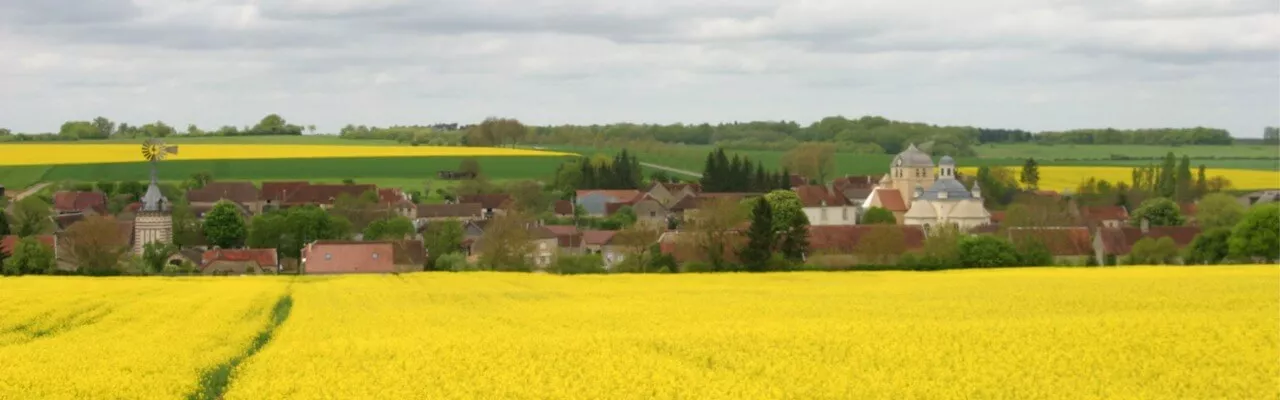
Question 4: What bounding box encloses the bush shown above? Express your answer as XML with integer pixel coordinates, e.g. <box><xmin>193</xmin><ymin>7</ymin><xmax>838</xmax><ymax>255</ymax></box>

<box><xmin>435</xmin><ymin>253</ymin><xmax>475</xmax><ymax>272</ymax></box>
<box><xmin>680</xmin><ymin>261</ymin><xmax>714</xmax><ymax>273</ymax></box>
<box><xmin>1127</xmin><ymin>237</ymin><xmax>1179</xmax><ymax>265</ymax></box>
<box><xmin>551</xmin><ymin>253</ymin><xmax>606</xmax><ymax>275</ymax></box>
<box><xmin>957</xmin><ymin>235</ymin><xmax>1020</xmax><ymax>268</ymax></box>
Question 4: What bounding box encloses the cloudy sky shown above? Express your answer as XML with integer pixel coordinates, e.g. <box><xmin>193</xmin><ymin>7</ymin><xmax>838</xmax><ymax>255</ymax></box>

<box><xmin>1</xmin><ymin>0</ymin><xmax>1277</xmax><ymax>136</ymax></box>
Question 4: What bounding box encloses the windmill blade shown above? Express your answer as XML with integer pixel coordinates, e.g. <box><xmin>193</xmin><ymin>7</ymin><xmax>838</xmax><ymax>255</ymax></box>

<box><xmin>164</xmin><ymin>145</ymin><xmax>179</xmax><ymax>155</ymax></box>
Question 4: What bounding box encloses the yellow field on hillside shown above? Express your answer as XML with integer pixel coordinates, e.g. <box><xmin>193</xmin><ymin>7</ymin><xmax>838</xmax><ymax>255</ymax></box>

<box><xmin>960</xmin><ymin>166</ymin><xmax>1280</xmax><ymax>191</ymax></box>
<box><xmin>3</xmin><ymin>267</ymin><xmax>1274</xmax><ymax>399</ymax></box>
<box><xmin>0</xmin><ymin>144</ymin><xmax>572</xmax><ymax>166</ymax></box>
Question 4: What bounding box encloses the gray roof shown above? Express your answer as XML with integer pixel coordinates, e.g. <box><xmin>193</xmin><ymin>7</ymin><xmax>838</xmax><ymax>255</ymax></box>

<box><xmin>939</xmin><ymin>155</ymin><xmax>955</xmax><ymax>166</ymax></box>
<box><xmin>894</xmin><ymin>143</ymin><xmax>934</xmax><ymax>167</ymax></box>
<box><xmin>917</xmin><ymin>177</ymin><xmax>974</xmax><ymax>200</ymax></box>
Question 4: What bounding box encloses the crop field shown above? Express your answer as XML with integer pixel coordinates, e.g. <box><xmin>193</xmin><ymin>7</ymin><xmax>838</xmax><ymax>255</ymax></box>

<box><xmin>1</xmin><ymin>267</ymin><xmax>1275</xmax><ymax>399</ymax></box>
<box><xmin>959</xmin><ymin>166</ymin><xmax>1280</xmax><ymax>192</ymax></box>
<box><xmin>971</xmin><ymin>143</ymin><xmax>1280</xmax><ymax>160</ymax></box>
<box><xmin>0</xmin><ymin>142</ymin><xmax>575</xmax><ymax>190</ymax></box>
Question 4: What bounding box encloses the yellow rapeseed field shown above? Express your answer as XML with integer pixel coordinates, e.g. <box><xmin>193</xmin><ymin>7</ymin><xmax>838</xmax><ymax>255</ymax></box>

<box><xmin>2</xmin><ymin>267</ymin><xmax>1275</xmax><ymax>399</ymax></box>
<box><xmin>960</xmin><ymin>166</ymin><xmax>1280</xmax><ymax>191</ymax></box>
<box><xmin>0</xmin><ymin>144</ymin><xmax>571</xmax><ymax>166</ymax></box>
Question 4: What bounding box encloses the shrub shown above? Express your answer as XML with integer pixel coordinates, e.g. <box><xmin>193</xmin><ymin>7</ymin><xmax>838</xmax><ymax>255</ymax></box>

<box><xmin>957</xmin><ymin>235</ymin><xmax>1020</xmax><ymax>268</ymax></box>
<box><xmin>551</xmin><ymin>253</ymin><xmax>606</xmax><ymax>275</ymax></box>
<box><xmin>435</xmin><ymin>253</ymin><xmax>475</xmax><ymax>272</ymax></box>
<box><xmin>680</xmin><ymin>261</ymin><xmax>714</xmax><ymax>273</ymax></box>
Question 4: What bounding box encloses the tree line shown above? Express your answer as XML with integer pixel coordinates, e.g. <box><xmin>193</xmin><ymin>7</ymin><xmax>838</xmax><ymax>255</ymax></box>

<box><xmin>0</xmin><ymin>114</ymin><xmax>310</xmax><ymax>142</ymax></box>
<box><xmin>700</xmin><ymin>148</ymin><xmax>792</xmax><ymax>193</ymax></box>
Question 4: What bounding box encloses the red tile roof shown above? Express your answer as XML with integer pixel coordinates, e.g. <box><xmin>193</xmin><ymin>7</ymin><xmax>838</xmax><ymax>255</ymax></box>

<box><xmin>832</xmin><ymin>175</ymin><xmax>877</xmax><ymax>192</ymax></box>
<box><xmin>290</xmin><ymin>184</ymin><xmax>376</xmax><ymax>205</ymax></box>
<box><xmin>806</xmin><ymin>225</ymin><xmax>926</xmax><ymax>254</ymax></box>
<box><xmin>0</xmin><ymin>235</ymin><xmax>55</xmax><ymax>256</ymax></box>
<box><xmin>1096</xmin><ymin>227</ymin><xmax>1201</xmax><ymax>255</ymax></box>
<box><xmin>554</xmin><ymin>200</ymin><xmax>574</xmax><ymax>215</ymax></box>
<box><xmin>789</xmin><ymin>174</ymin><xmax>808</xmax><ymax>187</ymax></box>
<box><xmin>582</xmin><ymin>230</ymin><xmax>617</xmax><ymax>246</ymax></box>
<box><xmin>200</xmin><ymin>249</ymin><xmax>279</xmax><ymax>271</ymax></box>
<box><xmin>544</xmin><ymin>225</ymin><xmax>582</xmax><ymax>248</ymax></box>
<box><xmin>872</xmin><ymin>189</ymin><xmax>908</xmax><ymax>212</ymax></box>
<box><xmin>795</xmin><ymin>185</ymin><xmax>847</xmax><ymax>207</ymax></box>
<box><xmin>1008</xmin><ymin>227</ymin><xmax>1094</xmax><ymax>256</ymax></box>
<box><xmin>989</xmin><ymin>211</ymin><xmax>1006</xmax><ymax>224</ymax></box>
<box><xmin>459</xmin><ymin>194</ymin><xmax>513</xmax><ymax>210</ymax></box>
<box><xmin>260</xmin><ymin>181</ymin><xmax>309</xmax><ymax>202</ymax></box>
<box><xmin>378</xmin><ymin>188</ymin><xmax>404</xmax><ymax>204</ymax></box>
<box><xmin>186</xmin><ymin>182</ymin><xmax>260</xmax><ymax>204</ymax></box>
<box><xmin>417</xmin><ymin>203</ymin><xmax>483</xmax><ymax>219</ymax></box>
<box><xmin>52</xmin><ymin>191</ymin><xmax>107</xmax><ymax>213</ymax></box>
<box><xmin>301</xmin><ymin>240</ymin><xmax>423</xmax><ymax>274</ymax></box>
<box><xmin>1081</xmin><ymin>206</ymin><xmax>1129</xmax><ymax>222</ymax></box>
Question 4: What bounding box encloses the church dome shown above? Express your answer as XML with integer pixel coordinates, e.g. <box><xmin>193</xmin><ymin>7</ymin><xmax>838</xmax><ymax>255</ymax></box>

<box><xmin>893</xmin><ymin>143</ymin><xmax>935</xmax><ymax>167</ymax></box>
<box><xmin>939</xmin><ymin>155</ymin><xmax>955</xmax><ymax>166</ymax></box>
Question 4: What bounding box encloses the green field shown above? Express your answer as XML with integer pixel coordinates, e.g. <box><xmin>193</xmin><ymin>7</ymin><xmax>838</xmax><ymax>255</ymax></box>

<box><xmin>32</xmin><ymin>135</ymin><xmax>404</xmax><ymax>146</ymax></box>
<box><xmin>0</xmin><ymin>156</ymin><xmax>570</xmax><ymax>191</ymax></box>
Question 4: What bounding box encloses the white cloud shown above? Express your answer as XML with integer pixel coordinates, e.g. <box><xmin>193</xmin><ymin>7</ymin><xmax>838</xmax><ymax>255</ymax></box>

<box><xmin>0</xmin><ymin>0</ymin><xmax>1275</xmax><ymax>136</ymax></box>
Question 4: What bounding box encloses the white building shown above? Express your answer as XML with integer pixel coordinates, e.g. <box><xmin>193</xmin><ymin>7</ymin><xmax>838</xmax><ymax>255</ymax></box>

<box><xmin>902</xmin><ymin>156</ymin><xmax>991</xmax><ymax>229</ymax></box>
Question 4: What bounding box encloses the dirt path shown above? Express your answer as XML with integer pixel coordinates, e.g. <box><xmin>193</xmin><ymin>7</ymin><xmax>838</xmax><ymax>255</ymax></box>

<box><xmin>640</xmin><ymin>162</ymin><xmax>702</xmax><ymax>178</ymax></box>
<box><xmin>7</xmin><ymin>182</ymin><xmax>51</xmax><ymax>201</ymax></box>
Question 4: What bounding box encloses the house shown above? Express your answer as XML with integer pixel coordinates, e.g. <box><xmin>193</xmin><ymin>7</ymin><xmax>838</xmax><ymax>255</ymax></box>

<box><xmin>795</xmin><ymin>185</ymin><xmax>856</xmax><ymax>226</ymax></box>
<box><xmin>1080</xmin><ymin>205</ymin><xmax>1129</xmax><ymax>228</ymax></box>
<box><xmin>643</xmin><ymin>182</ymin><xmax>701</xmax><ymax>207</ymax></box>
<box><xmin>260</xmin><ymin>181</ymin><xmax>309</xmax><ymax>209</ymax></box>
<box><xmin>301</xmin><ymin>240</ymin><xmax>425</xmax><ymax>274</ymax></box>
<box><xmin>880</xmin><ymin>143</ymin><xmax>938</xmax><ymax>202</ymax></box>
<box><xmin>0</xmin><ymin>235</ymin><xmax>56</xmax><ymax>256</ymax></box>
<box><xmin>200</xmin><ymin>248</ymin><xmax>279</xmax><ymax>275</ymax></box>
<box><xmin>582</xmin><ymin>230</ymin><xmax>623</xmax><ymax>267</ymax></box>
<box><xmin>186</xmin><ymin>182</ymin><xmax>261</xmax><ymax>214</ymax></box>
<box><xmin>543</xmin><ymin>225</ymin><xmax>583</xmax><ymax>253</ymax></box>
<box><xmin>657</xmin><ymin>229</ymin><xmax>748</xmax><ymax>264</ymax></box>
<box><xmin>416</xmin><ymin>203</ymin><xmax>484</xmax><ymax>222</ymax></box>
<box><xmin>528</xmin><ymin>226</ymin><xmax>559</xmax><ymax>268</ymax></box>
<box><xmin>671</xmin><ymin>192</ymin><xmax>761</xmax><ymax>220</ymax></box>
<box><xmin>260</xmin><ymin>182</ymin><xmax>376</xmax><ymax>209</ymax></box>
<box><xmin>553</xmin><ymin>200</ymin><xmax>575</xmax><ymax>218</ymax></box>
<box><xmin>1238</xmin><ymin>190</ymin><xmax>1280</xmax><ymax>207</ymax></box>
<box><xmin>378</xmin><ymin>188</ymin><xmax>407</xmax><ymax>205</ymax></box>
<box><xmin>901</xmin><ymin>156</ymin><xmax>990</xmax><ymax>230</ymax></box>
<box><xmin>629</xmin><ymin>199</ymin><xmax>669</xmax><ymax>229</ymax></box>
<box><xmin>1007</xmin><ymin>227</ymin><xmax>1094</xmax><ymax>264</ymax></box>
<box><xmin>1093</xmin><ymin>224</ymin><xmax>1201</xmax><ymax>265</ymax></box>
<box><xmin>191</xmin><ymin>202</ymin><xmax>252</xmax><ymax>221</ymax></box>
<box><xmin>52</xmin><ymin>191</ymin><xmax>107</xmax><ymax>215</ymax></box>
<box><xmin>575</xmin><ymin>190</ymin><xmax>643</xmax><ymax>217</ymax></box>
<box><xmin>459</xmin><ymin>194</ymin><xmax>513</xmax><ymax>218</ymax></box>
<box><xmin>863</xmin><ymin>189</ymin><xmax>909</xmax><ymax>223</ymax></box>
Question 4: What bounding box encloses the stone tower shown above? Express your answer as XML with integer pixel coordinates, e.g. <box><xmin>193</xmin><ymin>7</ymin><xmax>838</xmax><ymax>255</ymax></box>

<box><xmin>889</xmin><ymin>143</ymin><xmax>937</xmax><ymax>201</ymax></box>
<box><xmin>133</xmin><ymin>157</ymin><xmax>173</xmax><ymax>254</ymax></box>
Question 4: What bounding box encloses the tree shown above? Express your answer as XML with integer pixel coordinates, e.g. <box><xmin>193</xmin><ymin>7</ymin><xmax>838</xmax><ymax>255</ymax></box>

<box><xmin>203</xmin><ymin>201</ymin><xmax>247</xmax><ymax>249</ymax></box>
<box><xmin>424</xmin><ymin>219</ymin><xmax>465</xmax><ymax>270</ymax></box>
<box><xmin>957</xmin><ymin>235</ymin><xmax>1019</xmax><ymax>268</ymax></box>
<box><xmin>185</xmin><ymin>171</ymin><xmax>214</xmax><ymax>190</ymax></box>
<box><xmin>2</xmin><ymin>237</ymin><xmax>55</xmax><ymax>275</ymax></box>
<box><xmin>506</xmin><ymin>180</ymin><xmax>553</xmax><ymax>213</ymax></box>
<box><xmin>331</xmin><ymin>190</ymin><xmax>386</xmax><ymax>232</ymax></box>
<box><xmin>459</xmin><ymin>158</ymin><xmax>482</xmax><ymax>176</ymax></box>
<box><xmin>170</xmin><ymin>200</ymin><xmax>201</xmax><ymax>248</ymax></box>
<box><xmin>1185</xmin><ymin>228</ymin><xmax>1232</xmax><ymax>265</ymax></box>
<box><xmin>246</xmin><ymin>213</ymin><xmax>288</xmax><ymax>251</ymax></box>
<box><xmin>764</xmin><ymin>190</ymin><xmax>808</xmax><ymax>261</ymax></box>
<box><xmin>95</xmin><ymin>181</ymin><xmax>117</xmax><ymax>195</ymax></box>
<box><xmin>612</xmin><ymin>224</ymin><xmax>662</xmax><ymax>273</ymax></box>
<box><xmin>1130</xmin><ymin>198</ymin><xmax>1184</xmax><ymax>227</ymax></box>
<box><xmin>1157</xmin><ymin>152</ymin><xmax>1177</xmax><ymax>198</ymax></box>
<box><xmin>65</xmin><ymin>216</ymin><xmax>130</xmax><ymax>275</ymax></box>
<box><xmin>362</xmin><ymin>216</ymin><xmax>415</xmax><ymax>241</ymax></box>
<box><xmin>467</xmin><ymin>118</ymin><xmax>526</xmax><ymax>147</ymax></box>
<box><xmin>59</xmin><ymin>120</ymin><xmax>98</xmax><ymax>139</ymax></box>
<box><xmin>974</xmin><ymin>166</ymin><xmax>1019</xmax><ymax>208</ymax></box>
<box><xmin>1196</xmin><ymin>193</ymin><xmax>1245</xmax><ymax>230</ymax></box>
<box><xmin>1003</xmin><ymin>194</ymin><xmax>1076</xmax><ymax>227</ymax></box>
<box><xmin>739</xmin><ymin>198</ymin><xmax>774</xmax><ymax>272</ymax></box>
<box><xmin>0</xmin><ymin>211</ymin><xmax>9</xmax><ymax>236</ymax></box>
<box><xmin>1020</xmin><ymin>158</ymin><xmax>1040</xmax><ymax>189</ymax></box>
<box><xmin>476</xmin><ymin>211</ymin><xmax>534</xmax><ymax>271</ymax></box>
<box><xmin>1127</xmin><ymin>237</ymin><xmax>1178</xmax><ymax>265</ymax></box>
<box><xmin>686</xmin><ymin>197</ymin><xmax>746</xmax><ymax>271</ymax></box>
<box><xmin>11</xmin><ymin>196</ymin><xmax>52</xmax><ymax>237</ymax></box>
<box><xmin>91</xmin><ymin>116</ymin><xmax>115</xmax><ymax>138</ymax></box>
<box><xmin>141</xmin><ymin>242</ymin><xmax>177</xmax><ymax>274</ymax></box>
<box><xmin>1229</xmin><ymin>203</ymin><xmax>1279</xmax><ymax>262</ymax></box>
<box><xmin>916</xmin><ymin>224</ymin><xmax>963</xmax><ymax>270</ymax></box>
<box><xmin>782</xmin><ymin>142</ymin><xmax>836</xmax><ymax>183</ymax></box>
<box><xmin>1195</xmin><ymin>165</ymin><xmax>1208</xmax><ymax>198</ymax></box>
<box><xmin>117</xmin><ymin>181</ymin><xmax>147</xmax><ymax>201</ymax></box>
<box><xmin>1175</xmin><ymin>155</ymin><xmax>1193</xmax><ymax>202</ymax></box>
<box><xmin>862</xmin><ymin>207</ymin><xmax>896</xmax><ymax>225</ymax></box>
<box><xmin>854</xmin><ymin>225</ymin><xmax>904</xmax><ymax>266</ymax></box>
<box><xmin>550</xmin><ymin>253</ymin><xmax>606</xmax><ymax>275</ymax></box>
<box><xmin>255</xmin><ymin>114</ymin><xmax>287</xmax><ymax>131</ymax></box>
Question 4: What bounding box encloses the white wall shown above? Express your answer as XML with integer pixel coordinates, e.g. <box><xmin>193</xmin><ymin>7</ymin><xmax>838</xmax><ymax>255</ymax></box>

<box><xmin>804</xmin><ymin>206</ymin><xmax>857</xmax><ymax>226</ymax></box>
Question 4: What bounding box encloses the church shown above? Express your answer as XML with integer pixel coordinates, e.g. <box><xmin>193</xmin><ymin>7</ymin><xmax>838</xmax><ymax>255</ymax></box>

<box><xmin>864</xmin><ymin>144</ymin><xmax>991</xmax><ymax>229</ymax></box>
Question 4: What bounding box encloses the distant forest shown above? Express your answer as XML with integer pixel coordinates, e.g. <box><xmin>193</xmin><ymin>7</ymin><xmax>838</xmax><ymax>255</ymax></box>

<box><xmin>2</xmin><ymin>115</ymin><xmax>1263</xmax><ymax>158</ymax></box>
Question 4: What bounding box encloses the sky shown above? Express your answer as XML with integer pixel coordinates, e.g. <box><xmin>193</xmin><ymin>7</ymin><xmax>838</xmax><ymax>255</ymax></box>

<box><xmin>0</xmin><ymin>0</ymin><xmax>1277</xmax><ymax>137</ymax></box>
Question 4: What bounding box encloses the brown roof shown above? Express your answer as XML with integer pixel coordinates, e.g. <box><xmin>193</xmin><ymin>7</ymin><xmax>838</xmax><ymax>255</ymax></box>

<box><xmin>832</xmin><ymin>175</ymin><xmax>877</xmax><ymax>192</ymax></box>
<box><xmin>872</xmin><ymin>189</ymin><xmax>908</xmax><ymax>212</ymax></box>
<box><xmin>604</xmin><ymin>202</ymin><xmax>631</xmax><ymax>216</ymax></box>
<box><xmin>378</xmin><ymin>188</ymin><xmax>404</xmax><ymax>204</ymax></box>
<box><xmin>303</xmin><ymin>241</ymin><xmax>396</xmax><ymax>274</ymax></box>
<box><xmin>200</xmin><ymin>249</ymin><xmax>279</xmax><ymax>271</ymax></box>
<box><xmin>668</xmin><ymin>195</ymin><xmax>700</xmax><ymax>212</ymax></box>
<box><xmin>789</xmin><ymin>174</ymin><xmax>808</xmax><ymax>187</ymax></box>
<box><xmin>1008</xmin><ymin>228</ymin><xmax>1094</xmax><ymax>256</ymax></box>
<box><xmin>527</xmin><ymin>226</ymin><xmax>560</xmax><ymax>240</ymax></box>
<box><xmin>260</xmin><ymin>181</ymin><xmax>309</xmax><ymax>202</ymax></box>
<box><xmin>392</xmin><ymin>240</ymin><xmax>426</xmax><ymax>266</ymax></box>
<box><xmin>53</xmin><ymin>191</ymin><xmax>106</xmax><ymax>213</ymax></box>
<box><xmin>842</xmin><ymin>188</ymin><xmax>874</xmax><ymax>203</ymax></box>
<box><xmin>1097</xmin><ymin>226</ymin><xmax>1201</xmax><ymax>255</ymax></box>
<box><xmin>1081</xmin><ymin>206</ymin><xmax>1129</xmax><ymax>222</ymax></box>
<box><xmin>459</xmin><ymin>194</ymin><xmax>513</xmax><ymax>210</ymax></box>
<box><xmin>543</xmin><ymin>225</ymin><xmax>582</xmax><ymax>248</ymax></box>
<box><xmin>290</xmin><ymin>184</ymin><xmax>376</xmax><ymax>205</ymax></box>
<box><xmin>0</xmin><ymin>235</ymin><xmax>55</xmax><ymax>256</ymax></box>
<box><xmin>417</xmin><ymin>203</ymin><xmax>483</xmax><ymax>219</ymax></box>
<box><xmin>554</xmin><ymin>200</ymin><xmax>574</xmax><ymax>215</ymax></box>
<box><xmin>575</xmin><ymin>190</ymin><xmax>644</xmax><ymax>204</ymax></box>
<box><xmin>191</xmin><ymin>202</ymin><xmax>251</xmax><ymax>218</ymax></box>
<box><xmin>187</xmin><ymin>182</ymin><xmax>260</xmax><ymax>204</ymax></box>
<box><xmin>54</xmin><ymin>213</ymin><xmax>85</xmax><ymax>230</ymax></box>
<box><xmin>989</xmin><ymin>211</ymin><xmax>1006</xmax><ymax>224</ymax></box>
<box><xmin>795</xmin><ymin>185</ymin><xmax>848</xmax><ymax>207</ymax></box>
<box><xmin>806</xmin><ymin>225</ymin><xmax>926</xmax><ymax>254</ymax></box>
<box><xmin>582</xmin><ymin>230</ymin><xmax>617</xmax><ymax>246</ymax></box>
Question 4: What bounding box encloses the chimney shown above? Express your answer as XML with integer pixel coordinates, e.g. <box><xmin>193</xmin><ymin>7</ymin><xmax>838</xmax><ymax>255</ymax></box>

<box><xmin>1140</xmin><ymin>218</ymin><xmax>1149</xmax><ymax>233</ymax></box>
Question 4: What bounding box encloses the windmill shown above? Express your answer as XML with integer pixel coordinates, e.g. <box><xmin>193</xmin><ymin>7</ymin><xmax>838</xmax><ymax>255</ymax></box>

<box><xmin>140</xmin><ymin>138</ymin><xmax>178</xmax><ymax>212</ymax></box>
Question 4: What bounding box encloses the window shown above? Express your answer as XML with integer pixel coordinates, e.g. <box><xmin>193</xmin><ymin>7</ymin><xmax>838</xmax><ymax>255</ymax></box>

<box><xmin>649</xmin><ymin>211</ymin><xmax>656</xmax><ymax>217</ymax></box>
<box><xmin>324</xmin><ymin>253</ymin><xmax>332</xmax><ymax>260</ymax></box>
<box><xmin>372</xmin><ymin>252</ymin><xmax>379</xmax><ymax>260</ymax></box>
<box><xmin>539</xmin><ymin>242</ymin><xmax>547</xmax><ymax>250</ymax></box>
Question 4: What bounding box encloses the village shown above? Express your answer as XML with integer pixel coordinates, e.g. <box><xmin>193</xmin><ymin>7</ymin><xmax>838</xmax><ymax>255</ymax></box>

<box><xmin>2</xmin><ymin>142</ymin><xmax>1267</xmax><ymax>276</ymax></box>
